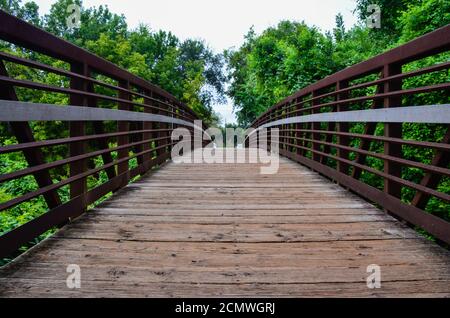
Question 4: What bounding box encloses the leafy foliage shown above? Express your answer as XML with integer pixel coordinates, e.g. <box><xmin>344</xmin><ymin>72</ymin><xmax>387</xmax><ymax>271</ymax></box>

<box><xmin>227</xmin><ymin>0</ymin><xmax>450</xmax><ymax>126</ymax></box>
<box><xmin>226</xmin><ymin>21</ymin><xmax>337</xmax><ymax>127</ymax></box>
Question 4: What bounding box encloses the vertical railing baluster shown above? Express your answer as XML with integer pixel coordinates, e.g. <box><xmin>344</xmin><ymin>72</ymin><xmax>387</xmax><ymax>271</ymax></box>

<box><xmin>132</xmin><ymin>88</ymin><xmax>144</xmax><ymax>169</ymax></box>
<box><xmin>142</xmin><ymin>90</ymin><xmax>152</xmax><ymax>171</ymax></box>
<box><xmin>149</xmin><ymin>92</ymin><xmax>160</xmax><ymax>160</ymax></box>
<box><xmin>169</xmin><ymin>102</ymin><xmax>174</xmax><ymax>152</ymax></box>
<box><xmin>301</xmin><ymin>96</ymin><xmax>309</xmax><ymax>157</ymax></box>
<box><xmin>158</xmin><ymin>97</ymin><xmax>167</xmax><ymax>159</ymax></box>
<box><xmin>268</xmin><ymin>111</ymin><xmax>272</xmax><ymax>152</ymax></box>
<box><xmin>69</xmin><ymin>62</ymin><xmax>88</xmax><ymax>216</ymax></box>
<box><xmin>296</xmin><ymin>98</ymin><xmax>301</xmax><ymax>156</ymax></box>
<box><xmin>279</xmin><ymin>106</ymin><xmax>284</xmax><ymax>151</ymax></box>
<box><xmin>117</xmin><ymin>80</ymin><xmax>131</xmax><ymax>188</ymax></box>
<box><xmin>311</xmin><ymin>91</ymin><xmax>321</xmax><ymax>161</ymax></box>
<box><xmin>337</xmin><ymin>80</ymin><xmax>350</xmax><ymax>174</ymax></box>
<box><xmin>383</xmin><ymin>63</ymin><xmax>403</xmax><ymax>200</ymax></box>
<box><xmin>290</xmin><ymin>101</ymin><xmax>294</xmax><ymax>153</ymax></box>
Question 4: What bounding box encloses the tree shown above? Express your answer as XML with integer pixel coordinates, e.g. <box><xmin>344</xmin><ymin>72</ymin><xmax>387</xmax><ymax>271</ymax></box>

<box><xmin>0</xmin><ymin>0</ymin><xmax>41</xmax><ymax>26</ymax></box>
<box><xmin>354</xmin><ymin>0</ymin><xmax>420</xmax><ymax>43</ymax></box>
<box><xmin>43</xmin><ymin>0</ymin><xmax>83</xmax><ymax>36</ymax></box>
<box><xmin>39</xmin><ymin>0</ymin><xmax>224</xmax><ymax>126</ymax></box>
<box><xmin>333</xmin><ymin>13</ymin><xmax>346</xmax><ymax>43</ymax></box>
<box><xmin>398</xmin><ymin>0</ymin><xmax>450</xmax><ymax>43</ymax></box>
<box><xmin>44</xmin><ymin>0</ymin><xmax>127</xmax><ymax>46</ymax></box>
<box><xmin>226</xmin><ymin>21</ymin><xmax>336</xmax><ymax>126</ymax></box>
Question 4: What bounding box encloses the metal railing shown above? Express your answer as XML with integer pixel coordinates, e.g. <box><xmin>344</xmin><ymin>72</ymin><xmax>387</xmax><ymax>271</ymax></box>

<box><xmin>247</xmin><ymin>24</ymin><xmax>450</xmax><ymax>245</ymax></box>
<box><xmin>0</xmin><ymin>11</ymin><xmax>206</xmax><ymax>258</ymax></box>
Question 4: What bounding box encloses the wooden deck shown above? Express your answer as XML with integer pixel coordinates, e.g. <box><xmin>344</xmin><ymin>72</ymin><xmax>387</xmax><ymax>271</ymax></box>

<box><xmin>1</xmin><ymin>149</ymin><xmax>450</xmax><ymax>297</ymax></box>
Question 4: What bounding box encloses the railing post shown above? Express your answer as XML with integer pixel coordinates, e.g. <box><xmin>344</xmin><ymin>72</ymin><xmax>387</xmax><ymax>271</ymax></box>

<box><xmin>281</xmin><ymin>105</ymin><xmax>285</xmax><ymax>151</ymax></box>
<box><xmin>163</xmin><ymin>99</ymin><xmax>171</xmax><ymax>155</ymax></box>
<box><xmin>267</xmin><ymin>112</ymin><xmax>272</xmax><ymax>152</ymax></box>
<box><xmin>169</xmin><ymin>103</ymin><xmax>174</xmax><ymax>154</ymax></box>
<box><xmin>142</xmin><ymin>91</ymin><xmax>153</xmax><ymax>171</ymax></box>
<box><xmin>117</xmin><ymin>80</ymin><xmax>131</xmax><ymax>187</ymax></box>
<box><xmin>156</xmin><ymin>96</ymin><xmax>166</xmax><ymax>158</ymax></box>
<box><xmin>383</xmin><ymin>63</ymin><xmax>403</xmax><ymax>200</ymax></box>
<box><xmin>278</xmin><ymin>106</ymin><xmax>283</xmax><ymax>151</ymax></box>
<box><xmin>284</xmin><ymin>105</ymin><xmax>288</xmax><ymax>151</ymax></box>
<box><xmin>295</xmin><ymin>98</ymin><xmax>302</xmax><ymax>156</ymax></box>
<box><xmin>149</xmin><ymin>92</ymin><xmax>160</xmax><ymax>159</ymax></box>
<box><xmin>289</xmin><ymin>101</ymin><xmax>295</xmax><ymax>153</ymax></box>
<box><xmin>311</xmin><ymin>91</ymin><xmax>321</xmax><ymax>162</ymax></box>
<box><xmin>255</xmin><ymin>119</ymin><xmax>259</xmax><ymax>149</ymax></box>
<box><xmin>337</xmin><ymin>80</ymin><xmax>350</xmax><ymax>174</ymax></box>
<box><xmin>69</xmin><ymin>62</ymin><xmax>88</xmax><ymax>215</ymax></box>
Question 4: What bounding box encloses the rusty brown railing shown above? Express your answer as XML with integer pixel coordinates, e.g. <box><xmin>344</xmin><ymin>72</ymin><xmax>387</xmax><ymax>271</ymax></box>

<box><xmin>0</xmin><ymin>10</ymin><xmax>207</xmax><ymax>259</ymax></box>
<box><xmin>247</xmin><ymin>24</ymin><xmax>450</xmax><ymax>245</ymax></box>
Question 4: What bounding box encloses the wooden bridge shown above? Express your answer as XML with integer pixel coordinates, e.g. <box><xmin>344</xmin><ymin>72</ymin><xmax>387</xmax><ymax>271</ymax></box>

<box><xmin>0</xmin><ymin>11</ymin><xmax>450</xmax><ymax>297</ymax></box>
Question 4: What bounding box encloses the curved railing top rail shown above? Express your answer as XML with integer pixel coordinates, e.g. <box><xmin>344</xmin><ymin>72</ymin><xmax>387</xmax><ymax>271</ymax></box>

<box><xmin>0</xmin><ymin>9</ymin><xmax>198</xmax><ymax>120</ymax></box>
<box><xmin>251</xmin><ymin>24</ymin><xmax>450</xmax><ymax>127</ymax></box>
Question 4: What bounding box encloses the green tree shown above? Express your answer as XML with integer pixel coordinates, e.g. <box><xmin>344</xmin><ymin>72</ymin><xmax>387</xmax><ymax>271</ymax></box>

<box><xmin>398</xmin><ymin>0</ymin><xmax>450</xmax><ymax>43</ymax></box>
<box><xmin>0</xmin><ymin>0</ymin><xmax>41</xmax><ymax>26</ymax></box>
<box><xmin>333</xmin><ymin>13</ymin><xmax>346</xmax><ymax>43</ymax></box>
<box><xmin>226</xmin><ymin>21</ymin><xmax>337</xmax><ymax>126</ymax></box>
<box><xmin>354</xmin><ymin>0</ymin><xmax>420</xmax><ymax>42</ymax></box>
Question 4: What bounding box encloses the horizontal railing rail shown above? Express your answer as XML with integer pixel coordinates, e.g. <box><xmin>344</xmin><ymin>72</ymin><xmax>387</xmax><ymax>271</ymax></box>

<box><xmin>0</xmin><ymin>11</ymin><xmax>207</xmax><ymax>259</ymax></box>
<box><xmin>247</xmin><ymin>24</ymin><xmax>450</xmax><ymax>245</ymax></box>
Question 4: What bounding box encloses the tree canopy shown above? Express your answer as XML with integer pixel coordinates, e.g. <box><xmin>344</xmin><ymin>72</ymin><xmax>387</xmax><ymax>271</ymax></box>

<box><xmin>226</xmin><ymin>0</ymin><xmax>450</xmax><ymax>126</ymax></box>
<box><xmin>1</xmin><ymin>0</ymin><xmax>225</xmax><ymax>126</ymax></box>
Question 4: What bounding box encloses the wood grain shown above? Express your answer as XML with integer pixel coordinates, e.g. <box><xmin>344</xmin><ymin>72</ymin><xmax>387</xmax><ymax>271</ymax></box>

<box><xmin>1</xmin><ymin>149</ymin><xmax>449</xmax><ymax>297</ymax></box>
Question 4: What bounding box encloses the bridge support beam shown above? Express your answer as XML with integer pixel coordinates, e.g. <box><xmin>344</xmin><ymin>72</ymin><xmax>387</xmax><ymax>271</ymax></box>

<box><xmin>412</xmin><ymin>128</ymin><xmax>450</xmax><ymax>209</ymax></box>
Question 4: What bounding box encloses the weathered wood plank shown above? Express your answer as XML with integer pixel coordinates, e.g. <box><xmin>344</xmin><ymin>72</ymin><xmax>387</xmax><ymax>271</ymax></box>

<box><xmin>1</xmin><ymin>149</ymin><xmax>450</xmax><ymax>297</ymax></box>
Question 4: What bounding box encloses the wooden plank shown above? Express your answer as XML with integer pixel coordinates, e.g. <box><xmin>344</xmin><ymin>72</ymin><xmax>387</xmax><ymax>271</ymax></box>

<box><xmin>53</xmin><ymin>221</ymin><xmax>419</xmax><ymax>242</ymax></box>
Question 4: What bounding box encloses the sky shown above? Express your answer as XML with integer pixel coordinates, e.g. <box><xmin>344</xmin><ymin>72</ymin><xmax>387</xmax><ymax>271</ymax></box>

<box><xmin>31</xmin><ymin>0</ymin><xmax>359</xmax><ymax>125</ymax></box>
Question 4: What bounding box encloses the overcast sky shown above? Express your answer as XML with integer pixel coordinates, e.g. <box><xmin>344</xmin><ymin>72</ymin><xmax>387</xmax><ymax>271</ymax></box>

<box><xmin>32</xmin><ymin>0</ymin><xmax>359</xmax><ymax>124</ymax></box>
